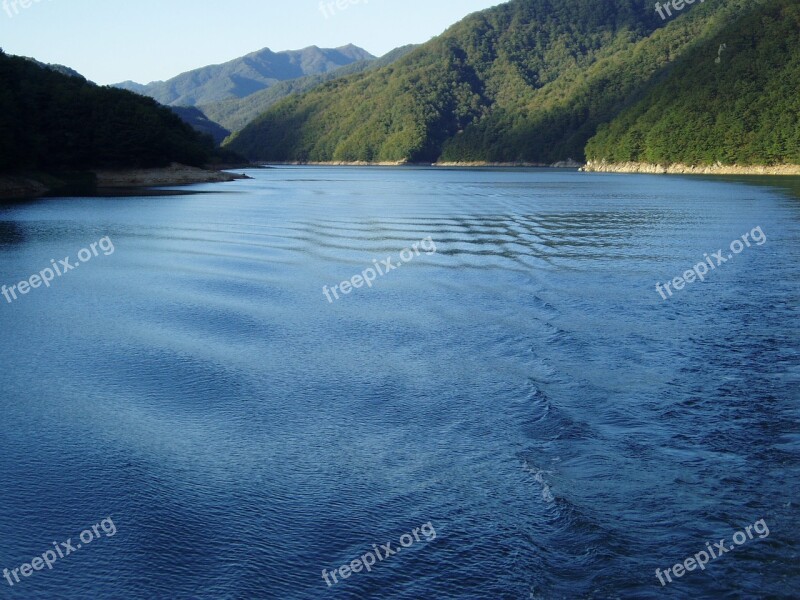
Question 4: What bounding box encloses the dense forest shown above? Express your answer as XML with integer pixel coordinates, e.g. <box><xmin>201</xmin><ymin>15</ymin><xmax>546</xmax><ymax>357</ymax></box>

<box><xmin>0</xmin><ymin>51</ymin><xmax>225</xmax><ymax>173</ymax></box>
<box><xmin>226</xmin><ymin>0</ymin><xmax>797</xmax><ymax>167</ymax></box>
<box><xmin>585</xmin><ymin>0</ymin><xmax>800</xmax><ymax>165</ymax></box>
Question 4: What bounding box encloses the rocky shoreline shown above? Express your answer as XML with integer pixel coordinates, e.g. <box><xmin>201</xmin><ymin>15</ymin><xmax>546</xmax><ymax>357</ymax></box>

<box><xmin>0</xmin><ymin>163</ymin><xmax>251</xmax><ymax>200</ymax></box>
<box><xmin>267</xmin><ymin>159</ymin><xmax>584</xmax><ymax>168</ymax></box>
<box><xmin>271</xmin><ymin>161</ymin><xmax>410</xmax><ymax>167</ymax></box>
<box><xmin>434</xmin><ymin>160</ymin><xmax>583</xmax><ymax>168</ymax></box>
<box><xmin>93</xmin><ymin>163</ymin><xmax>249</xmax><ymax>188</ymax></box>
<box><xmin>582</xmin><ymin>161</ymin><xmax>800</xmax><ymax>176</ymax></box>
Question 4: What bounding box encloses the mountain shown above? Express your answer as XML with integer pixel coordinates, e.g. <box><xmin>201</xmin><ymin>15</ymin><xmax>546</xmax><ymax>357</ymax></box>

<box><xmin>585</xmin><ymin>0</ymin><xmax>800</xmax><ymax>166</ymax></box>
<box><xmin>170</xmin><ymin>106</ymin><xmax>231</xmax><ymax>145</ymax></box>
<box><xmin>225</xmin><ymin>0</ymin><xmax>791</xmax><ymax>167</ymax></box>
<box><xmin>115</xmin><ymin>80</ymin><xmax>146</xmax><ymax>94</ymax></box>
<box><xmin>224</xmin><ymin>0</ymin><xmax>675</xmax><ymax>162</ymax></box>
<box><xmin>0</xmin><ymin>50</ymin><xmax>222</xmax><ymax>173</ymax></box>
<box><xmin>114</xmin><ymin>45</ymin><xmax>375</xmax><ymax>106</ymax></box>
<box><xmin>199</xmin><ymin>45</ymin><xmax>419</xmax><ymax>136</ymax></box>
<box><xmin>23</xmin><ymin>58</ymin><xmax>86</xmax><ymax>80</ymax></box>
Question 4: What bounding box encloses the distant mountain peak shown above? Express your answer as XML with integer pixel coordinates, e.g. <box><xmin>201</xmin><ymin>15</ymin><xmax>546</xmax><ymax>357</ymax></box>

<box><xmin>112</xmin><ymin>44</ymin><xmax>375</xmax><ymax>107</ymax></box>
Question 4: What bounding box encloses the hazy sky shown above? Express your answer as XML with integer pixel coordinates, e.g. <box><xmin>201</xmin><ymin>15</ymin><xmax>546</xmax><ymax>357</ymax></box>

<box><xmin>0</xmin><ymin>0</ymin><xmax>505</xmax><ymax>85</ymax></box>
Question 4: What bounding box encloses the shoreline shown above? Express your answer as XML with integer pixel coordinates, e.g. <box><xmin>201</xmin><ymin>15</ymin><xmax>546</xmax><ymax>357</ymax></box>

<box><xmin>0</xmin><ymin>176</ymin><xmax>51</xmax><ymax>200</ymax></box>
<box><xmin>582</xmin><ymin>161</ymin><xmax>800</xmax><ymax>176</ymax></box>
<box><xmin>267</xmin><ymin>160</ymin><xmax>411</xmax><ymax>167</ymax></box>
<box><xmin>93</xmin><ymin>163</ymin><xmax>250</xmax><ymax>187</ymax></box>
<box><xmin>265</xmin><ymin>160</ymin><xmax>584</xmax><ymax>168</ymax></box>
<box><xmin>6</xmin><ymin>160</ymin><xmax>799</xmax><ymax>200</ymax></box>
<box><xmin>0</xmin><ymin>164</ymin><xmax>251</xmax><ymax>200</ymax></box>
<box><xmin>434</xmin><ymin>160</ymin><xmax>583</xmax><ymax>168</ymax></box>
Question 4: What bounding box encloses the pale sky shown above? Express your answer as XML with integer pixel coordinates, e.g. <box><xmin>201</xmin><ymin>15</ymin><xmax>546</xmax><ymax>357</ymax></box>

<box><xmin>0</xmin><ymin>0</ymin><xmax>505</xmax><ymax>85</ymax></box>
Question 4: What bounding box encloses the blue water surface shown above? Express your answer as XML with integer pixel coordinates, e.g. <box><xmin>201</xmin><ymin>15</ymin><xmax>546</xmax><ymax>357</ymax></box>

<box><xmin>0</xmin><ymin>167</ymin><xmax>797</xmax><ymax>599</ymax></box>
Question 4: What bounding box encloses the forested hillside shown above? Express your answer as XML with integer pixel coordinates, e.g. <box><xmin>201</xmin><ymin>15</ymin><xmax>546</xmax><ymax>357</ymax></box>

<box><xmin>0</xmin><ymin>51</ymin><xmax>219</xmax><ymax>172</ymax></box>
<box><xmin>585</xmin><ymin>0</ymin><xmax>800</xmax><ymax>166</ymax></box>
<box><xmin>226</xmin><ymin>0</ymin><xmax>792</xmax><ymax>167</ymax></box>
<box><xmin>224</xmin><ymin>0</ymin><xmax>673</xmax><ymax>162</ymax></box>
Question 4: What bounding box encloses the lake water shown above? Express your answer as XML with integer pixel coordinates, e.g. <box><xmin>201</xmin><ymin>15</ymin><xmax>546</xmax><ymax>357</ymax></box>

<box><xmin>0</xmin><ymin>167</ymin><xmax>798</xmax><ymax>599</ymax></box>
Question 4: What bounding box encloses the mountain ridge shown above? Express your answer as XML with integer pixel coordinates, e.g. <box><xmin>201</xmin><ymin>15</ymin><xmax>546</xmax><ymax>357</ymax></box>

<box><xmin>225</xmin><ymin>0</ymin><xmax>797</xmax><ymax>169</ymax></box>
<box><xmin>114</xmin><ymin>44</ymin><xmax>375</xmax><ymax>106</ymax></box>
<box><xmin>198</xmin><ymin>44</ymin><xmax>419</xmax><ymax>136</ymax></box>
<box><xmin>225</xmin><ymin>0</ymin><xmax>681</xmax><ymax>162</ymax></box>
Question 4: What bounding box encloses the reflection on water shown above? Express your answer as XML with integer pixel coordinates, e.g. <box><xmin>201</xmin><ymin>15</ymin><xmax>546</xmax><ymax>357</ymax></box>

<box><xmin>0</xmin><ymin>221</ymin><xmax>25</xmax><ymax>246</ymax></box>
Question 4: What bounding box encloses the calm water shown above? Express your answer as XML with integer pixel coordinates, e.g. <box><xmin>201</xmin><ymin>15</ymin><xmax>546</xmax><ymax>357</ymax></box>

<box><xmin>0</xmin><ymin>167</ymin><xmax>798</xmax><ymax>599</ymax></box>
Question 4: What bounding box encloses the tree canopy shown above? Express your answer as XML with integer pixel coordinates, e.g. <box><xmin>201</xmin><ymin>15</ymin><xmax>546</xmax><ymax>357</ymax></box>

<box><xmin>0</xmin><ymin>52</ymin><xmax>220</xmax><ymax>173</ymax></box>
<box><xmin>225</xmin><ymin>0</ymin><xmax>797</xmax><ymax>167</ymax></box>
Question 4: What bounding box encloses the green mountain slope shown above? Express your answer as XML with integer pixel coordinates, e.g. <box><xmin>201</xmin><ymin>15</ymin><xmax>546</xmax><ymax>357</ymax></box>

<box><xmin>199</xmin><ymin>45</ymin><xmax>418</xmax><ymax>135</ymax></box>
<box><xmin>170</xmin><ymin>106</ymin><xmax>231</xmax><ymax>145</ymax></box>
<box><xmin>585</xmin><ymin>0</ymin><xmax>800</xmax><ymax>166</ymax></box>
<box><xmin>114</xmin><ymin>45</ymin><xmax>374</xmax><ymax>106</ymax></box>
<box><xmin>0</xmin><ymin>51</ymin><xmax>219</xmax><ymax>172</ymax></box>
<box><xmin>226</xmin><ymin>0</ymin><xmax>780</xmax><ymax>165</ymax></box>
<box><xmin>223</xmin><ymin>0</ymin><xmax>675</xmax><ymax>162</ymax></box>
